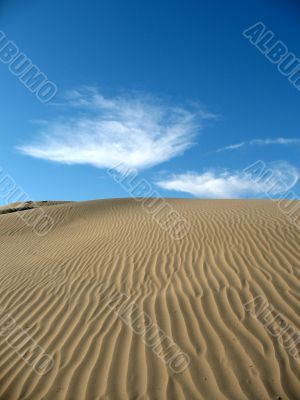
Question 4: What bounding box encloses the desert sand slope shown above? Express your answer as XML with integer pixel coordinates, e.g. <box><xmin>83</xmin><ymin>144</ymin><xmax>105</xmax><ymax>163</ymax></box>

<box><xmin>0</xmin><ymin>199</ymin><xmax>300</xmax><ymax>400</ymax></box>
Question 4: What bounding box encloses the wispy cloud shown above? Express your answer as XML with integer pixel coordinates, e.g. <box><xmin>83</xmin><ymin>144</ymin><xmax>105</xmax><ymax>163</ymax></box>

<box><xmin>249</xmin><ymin>138</ymin><xmax>300</xmax><ymax>145</ymax></box>
<box><xmin>19</xmin><ymin>87</ymin><xmax>215</xmax><ymax>171</ymax></box>
<box><xmin>216</xmin><ymin>138</ymin><xmax>300</xmax><ymax>152</ymax></box>
<box><xmin>156</xmin><ymin>162</ymin><xmax>299</xmax><ymax>198</ymax></box>
<box><xmin>216</xmin><ymin>142</ymin><xmax>246</xmax><ymax>152</ymax></box>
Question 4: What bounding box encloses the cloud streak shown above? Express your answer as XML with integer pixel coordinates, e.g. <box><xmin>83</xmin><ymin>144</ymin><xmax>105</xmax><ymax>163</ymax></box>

<box><xmin>216</xmin><ymin>138</ymin><xmax>300</xmax><ymax>152</ymax></box>
<box><xmin>156</xmin><ymin>162</ymin><xmax>299</xmax><ymax>198</ymax></box>
<box><xmin>19</xmin><ymin>87</ymin><xmax>215</xmax><ymax>171</ymax></box>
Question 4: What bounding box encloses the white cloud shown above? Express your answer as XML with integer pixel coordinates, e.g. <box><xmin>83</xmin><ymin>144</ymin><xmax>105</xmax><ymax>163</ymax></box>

<box><xmin>216</xmin><ymin>138</ymin><xmax>300</xmax><ymax>152</ymax></box>
<box><xmin>19</xmin><ymin>87</ymin><xmax>214</xmax><ymax>171</ymax></box>
<box><xmin>156</xmin><ymin>162</ymin><xmax>299</xmax><ymax>198</ymax></box>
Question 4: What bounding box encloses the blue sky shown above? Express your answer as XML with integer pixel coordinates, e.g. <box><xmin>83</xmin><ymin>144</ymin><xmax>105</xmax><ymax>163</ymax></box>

<box><xmin>1</xmin><ymin>0</ymin><xmax>300</xmax><ymax>202</ymax></box>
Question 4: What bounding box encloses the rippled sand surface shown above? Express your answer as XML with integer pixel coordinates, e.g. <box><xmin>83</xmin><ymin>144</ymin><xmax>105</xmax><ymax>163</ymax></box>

<box><xmin>0</xmin><ymin>199</ymin><xmax>299</xmax><ymax>399</ymax></box>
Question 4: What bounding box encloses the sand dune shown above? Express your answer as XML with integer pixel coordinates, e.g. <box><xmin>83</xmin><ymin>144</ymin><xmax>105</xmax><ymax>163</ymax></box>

<box><xmin>0</xmin><ymin>198</ymin><xmax>299</xmax><ymax>400</ymax></box>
